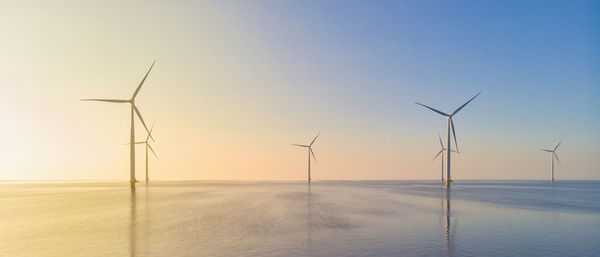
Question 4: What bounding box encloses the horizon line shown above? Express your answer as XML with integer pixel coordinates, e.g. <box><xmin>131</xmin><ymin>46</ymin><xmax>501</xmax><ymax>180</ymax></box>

<box><xmin>1</xmin><ymin>178</ymin><xmax>598</xmax><ymax>184</ymax></box>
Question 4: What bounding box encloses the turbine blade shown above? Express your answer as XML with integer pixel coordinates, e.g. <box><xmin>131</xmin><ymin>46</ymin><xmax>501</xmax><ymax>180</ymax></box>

<box><xmin>309</xmin><ymin>131</ymin><xmax>321</xmax><ymax>147</ymax></box>
<box><xmin>438</xmin><ymin>132</ymin><xmax>444</xmax><ymax>148</ymax></box>
<box><xmin>310</xmin><ymin>148</ymin><xmax>318</xmax><ymax>164</ymax></box>
<box><xmin>451</xmin><ymin>92</ymin><xmax>481</xmax><ymax>116</ymax></box>
<box><xmin>80</xmin><ymin>99</ymin><xmax>129</xmax><ymax>103</ymax></box>
<box><xmin>133</xmin><ymin>105</ymin><xmax>153</xmax><ymax>140</ymax></box>
<box><xmin>123</xmin><ymin>141</ymin><xmax>146</xmax><ymax>145</ymax></box>
<box><xmin>554</xmin><ymin>153</ymin><xmax>562</xmax><ymax>166</ymax></box>
<box><xmin>432</xmin><ymin>150</ymin><xmax>443</xmax><ymax>161</ymax></box>
<box><xmin>451</xmin><ymin>118</ymin><xmax>459</xmax><ymax>153</ymax></box>
<box><xmin>131</xmin><ymin>60</ymin><xmax>156</xmax><ymax>100</ymax></box>
<box><xmin>415</xmin><ymin>102</ymin><xmax>449</xmax><ymax>116</ymax></box>
<box><xmin>292</xmin><ymin>144</ymin><xmax>309</xmax><ymax>147</ymax></box>
<box><xmin>148</xmin><ymin>144</ymin><xmax>159</xmax><ymax>159</ymax></box>
<box><xmin>554</xmin><ymin>139</ymin><xmax>563</xmax><ymax>151</ymax></box>
<box><xmin>147</xmin><ymin>123</ymin><xmax>155</xmax><ymax>141</ymax></box>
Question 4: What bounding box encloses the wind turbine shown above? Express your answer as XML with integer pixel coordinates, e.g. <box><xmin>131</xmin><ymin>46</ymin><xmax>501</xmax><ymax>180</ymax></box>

<box><xmin>432</xmin><ymin>133</ymin><xmax>456</xmax><ymax>183</ymax></box>
<box><xmin>126</xmin><ymin>124</ymin><xmax>158</xmax><ymax>184</ymax></box>
<box><xmin>82</xmin><ymin>61</ymin><xmax>156</xmax><ymax>190</ymax></box>
<box><xmin>293</xmin><ymin>132</ymin><xmax>320</xmax><ymax>183</ymax></box>
<box><xmin>540</xmin><ymin>139</ymin><xmax>563</xmax><ymax>182</ymax></box>
<box><xmin>416</xmin><ymin>92</ymin><xmax>481</xmax><ymax>187</ymax></box>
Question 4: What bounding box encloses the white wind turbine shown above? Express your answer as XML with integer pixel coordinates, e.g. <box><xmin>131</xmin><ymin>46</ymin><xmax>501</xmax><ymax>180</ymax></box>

<box><xmin>127</xmin><ymin>124</ymin><xmax>158</xmax><ymax>184</ymax></box>
<box><xmin>540</xmin><ymin>139</ymin><xmax>563</xmax><ymax>182</ymax></box>
<box><xmin>82</xmin><ymin>61</ymin><xmax>156</xmax><ymax>190</ymax></box>
<box><xmin>293</xmin><ymin>132</ymin><xmax>320</xmax><ymax>183</ymax></box>
<box><xmin>432</xmin><ymin>133</ymin><xmax>456</xmax><ymax>183</ymax></box>
<box><xmin>416</xmin><ymin>92</ymin><xmax>481</xmax><ymax>187</ymax></box>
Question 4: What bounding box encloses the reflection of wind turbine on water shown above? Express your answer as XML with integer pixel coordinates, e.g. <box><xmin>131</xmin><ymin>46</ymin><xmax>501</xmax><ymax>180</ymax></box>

<box><xmin>540</xmin><ymin>139</ymin><xmax>563</xmax><ymax>182</ymax></box>
<box><xmin>443</xmin><ymin>187</ymin><xmax>455</xmax><ymax>257</ymax></box>
<box><xmin>433</xmin><ymin>133</ymin><xmax>457</xmax><ymax>183</ymax></box>
<box><xmin>306</xmin><ymin>184</ymin><xmax>313</xmax><ymax>255</ymax></box>
<box><xmin>416</xmin><ymin>92</ymin><xmax>481</xmax><ymax>187</ymax></box>
<box><xmin>129</xmin><ymin>192</ymin><xmax>137</xmax><ymax>257</ymax></box>
<box><xmin>81</xmin><ymin>61</ymin><xmax>156</xmax><ymax>190</ymax></box>
<box><xmin>293</xmin><ymin>132</ymin><xmax>320</xmax><ymax>183</ymax></box>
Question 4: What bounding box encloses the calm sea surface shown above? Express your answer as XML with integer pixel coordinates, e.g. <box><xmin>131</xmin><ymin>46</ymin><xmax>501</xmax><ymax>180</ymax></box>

<box><xmin>0</xmin><ymin>180</ymin><xmax>598</xmax><ymax>257</ymax></box>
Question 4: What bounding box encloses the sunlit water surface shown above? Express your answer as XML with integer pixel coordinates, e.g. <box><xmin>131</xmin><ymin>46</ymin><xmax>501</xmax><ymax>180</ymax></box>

<box><xmin>1</xmin><ymin>180</ymin><xmax>598</xmax><ymax>257</ymax></box>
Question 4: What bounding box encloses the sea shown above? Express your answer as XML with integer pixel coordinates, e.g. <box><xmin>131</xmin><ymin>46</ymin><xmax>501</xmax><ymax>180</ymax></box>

<box><xmin>1</xmin><ymin>180</ymin><xmax>598</xmax><ymax>257</ymax></box>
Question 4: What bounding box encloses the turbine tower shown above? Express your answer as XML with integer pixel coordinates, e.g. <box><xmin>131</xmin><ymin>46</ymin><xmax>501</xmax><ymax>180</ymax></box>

<box><xmin>433</xmin><ymin>133</ymin><xmax>456</xmax><ymax>183</ymax></box>
<box><xmin>293</xmin><ymin>132</ymin><xmax>320</xmax><ymax>183</ymax></box>
<box><xmin>416</xmin><ymin>92</ymin><xmax>480</xmax><ymax>187</ymax></box>
<box><xmin>82</xmin><ymin>61</ymin><xmax>156</xmax><ymax>190</ymax></box>
<box><xmin>540</xmin><ymin>139</ymin><xmax>563</xmax><ymax>182</ymax></box>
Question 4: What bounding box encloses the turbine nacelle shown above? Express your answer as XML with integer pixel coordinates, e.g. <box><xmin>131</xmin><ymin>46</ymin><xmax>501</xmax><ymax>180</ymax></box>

<box><xmin>80</xmin><ymin>61</ymin><xmax>156</xmax><ymax>141</ymax></box>
<box><xmin>416</xmin><ymin>92</ymin><xmax>480</xmax><ymax>153</ymax></box>
<box><xmin>540</xmin><ymin>139</ymin><xmax>563</xmax><ymax>166</ymax></box>
<box><xmin>293</xmin><ymin>131</ymin><xmax>320</xmax><ymax>163</ymax></box>
<box><xmin>433</xmin><ymin>132</ymin><xmax>446</xmax><ymax>161</ymax></box>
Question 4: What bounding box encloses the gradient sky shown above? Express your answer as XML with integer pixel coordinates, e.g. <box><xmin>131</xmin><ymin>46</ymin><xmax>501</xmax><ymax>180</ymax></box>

<box><xmin>1</xmin><ymin>0</ymin><xmax>599</xmax><ymax>181</ymax></box>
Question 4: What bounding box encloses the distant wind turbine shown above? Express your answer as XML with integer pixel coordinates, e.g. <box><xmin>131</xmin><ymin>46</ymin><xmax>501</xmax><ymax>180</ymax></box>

<box><xmin>432</xmin><ymin>133</ymin><xmax>456</xmax><ymax>183</ymax></box>
<box><xmin>82</xmin><ymin>61</ymin><xmax>156</xmax><ymax>190</ymax></box>
<box><xmin>416</xmin><ymin>92</ymin><xmax>481</xmax><ymax>187</ymax></box>
<box><xmin>293</xmin><ymin>132</ymin><xmax>320</xmax><ymax>183</ymax></box>
<box><xmin>126</xmin><ymin>124</ymin><xmax>158</xmax><ymax>184</ymax></box>
<box><xmin>540</xmin><ymin>139</ymin><xmax>563</xmax><ymax>182</ymax></box>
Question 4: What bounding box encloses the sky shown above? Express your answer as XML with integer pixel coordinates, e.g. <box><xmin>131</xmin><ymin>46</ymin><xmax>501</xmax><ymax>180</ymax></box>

<box><xmin>0</xmin><ymin>0</ymin><xmax>598</xmax><ymax>181</ymax></box>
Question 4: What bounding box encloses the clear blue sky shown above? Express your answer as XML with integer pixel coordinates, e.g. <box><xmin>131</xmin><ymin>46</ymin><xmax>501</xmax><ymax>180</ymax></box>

<box><xmin>220</xmin><ymin>0</ymin><xmax>600</xmax><ymax>178</ymax></box>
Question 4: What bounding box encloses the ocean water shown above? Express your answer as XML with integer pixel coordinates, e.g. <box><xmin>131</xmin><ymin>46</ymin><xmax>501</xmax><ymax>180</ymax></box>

<box><xmin>0</xmin><ymin>180</ymin><xmax>598</xmax><ymax>257</ymax></box>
